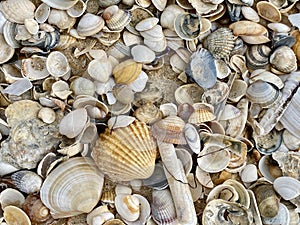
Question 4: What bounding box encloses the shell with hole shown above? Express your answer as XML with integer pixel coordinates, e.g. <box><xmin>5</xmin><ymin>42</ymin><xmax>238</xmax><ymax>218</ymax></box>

<box><xmin>92</xmin><ymin>119</ymin><xmax>157</xmax><ymax>181</ymax></box>
<box><xmin>40</xmin><ymin>157</ymin><xmax>104</xmax><ymax>219</ymax></box>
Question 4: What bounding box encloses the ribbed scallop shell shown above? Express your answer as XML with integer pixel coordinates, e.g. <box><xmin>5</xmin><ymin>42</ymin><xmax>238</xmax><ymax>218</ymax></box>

<box><xmin>270</xmin><ymin>46</ymin><xmax>297</xmax><ymax>74</ymax></box>
<box><xmin>203</xmin><ymin>27</ymin><xmax>236</xmax><ymax>60</ymax></box>
<box><xmin>246</xmin><ymin>80</ymin><xmax>280</xmax><ymax>108</ymax></box>
<box><xmin>40</xmin><ymin>157</ymin><xmax>104</xmax><ymax>219</ymax></box>
<box><xmin>0</xmin><ymin>0</ymin><xmax>35</xmax><ymax>24</ymax></box>
<box><xmin>245</xmin><ymin>44</ymin><xmax>271</xmax><ymax>70</ymax></box>
<box><xmin>152</xmin><ymin>189</ymin><xmax>177</xmax><ymax>225</ymax></box>
<box><xmin>103</xmin><ymin>6</ymin><xmax>131</xmax><ymax>31</ymax></box>
<box><xmin>151</xmin><ymin>116</ymin><xmax>187</xmax><ymax>144</ymax></box>
<box><xmin>188</xmin><ymin>104</ymin><xmax>216</xmax><ymax>124</ymax></box>
<box><xmin>92</xmin><ymin>120</ymin><xmax>157</xmax><ymax>181</ymax></box>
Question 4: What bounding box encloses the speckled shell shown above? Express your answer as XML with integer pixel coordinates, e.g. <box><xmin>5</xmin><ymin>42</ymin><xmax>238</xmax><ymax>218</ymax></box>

<box><xmin>0</xmin><ymin>0</ymin><xmax>35</xmax><ymax>24</ymax></box>
<box><xmin>103</xmin><ymin>6</ymin><xmax>131</xmax><ymax>31</ymax></box>
<box><xmin>245</xmin><ymin>44</ymin><xmax>271</xmax><ymax>70</ymax></box>
<box><xmin>40</xmin><ymin>157</ymin><xmax>104</xmax><ymax>219</ymax></box>
<box><xmin>174</xmin><ymin>13</ymin><xmax>201</xmax><ymax>40</ymax></box>
<box><xmin>270</xmin><ymin>46</ymin><xmax>297</xmax><ymax>74</ymax></box>
<box><xmin>92</xmin><ymin>120</ymin><xmax>157</xmax><ymax>181</ymax></box>
<box><xmin>151</xmin><ymin>116</ymin><xmax>187</xmax><ymax>144</ymax></box>
<box><xmin>203</xmin><ymin>27</ymin><xmax>236</xmax><ymax>60</ymax></box>
<box><xmin>185</xmin><ymin>48</ymin><xmax>217</xmax><ymax>89</ymax></box>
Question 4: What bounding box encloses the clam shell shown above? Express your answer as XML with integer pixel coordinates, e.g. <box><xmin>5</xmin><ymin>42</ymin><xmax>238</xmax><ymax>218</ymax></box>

<box><xmin>24</xmin><ymin>18</ymin><xmax>38</xmax><ymax>35</ymax></box>
<box><xmin>86</xmin><ymin>205</ymin><xmax>114</xmax><ymax>225</ymax></box>
<box><xmin>224</xmin><ymin>179</ymin><xmax>250</xmax><ymax>208</ymax></box>
<box><xmin>253</xmin><ymin>129</ymin><xmax>282</xmax><ymax>155</ymax></box>
<box><xmin>203</xmin><ymin>27</ymin><xmax>236</xmax><ymax>60</ymax></box>
<box><xmin>104</xmin><ymin>219</ymin><xmax>125</xmax><ymax>225</ymax></box>
<box><xmin>34</xmin><ymin>3</ymin><xmax>50</xmax><ymax>23</ymax></box>
<box><xmin>88</xmin><ymin>58</ymin><xmax>112</xmax><ymax>83</ymax></box>
<box><xmin>51</xmin><ymin>80</ymin><xmax>72</xmax><ymax>100</ymax></box>
<box><xmin>11</xmin><ymin>170</ymin><xmax>43</xmax><ymax>194</ymax></box>
<box><xmin>228</xmin><ymin>79</ymin><xmax>247</xmax><ymax>102</ymax></box>
<box><xmin>185</xmin><ymin>48</ymin><xmax>217</xmax><ymax>89</ymax></box>
<box><xmin>229</xmin><ymin>20</ymin><xmax>268</xmax><ymax>36</ymax></box>
<box><xmin>48</xmin><ymin>9</ymin><xmax>76</xmax><ymax>30</ymax></box>
<box><xmin>184</xmin><ymin>123</ymin><xmax>201</xmax><ymax>154</ymax></box>
<box><xmin>70</xmin><ymin>77</ymin><xmax>95</xmax><ymax>96</ymax></box>
<box><xmin>3</xmin><ymin>205</ymin><xmax>31</xmax><ymax>225</ymax></box>
<box><xmin>174</xmin><ymin>84</ymin><xmax>204</xmax><ymax>105</ymax></box>
<box><xmin>92</xmin><ymin>120</ymin><xmax>157</xmax><ymax>181</ymax></box>
<box><xmin>46</xmin><ymin>51</ymin><xmax>70</xmax><ymax>78</ymax></box>
<box><xmin>77</xmin><ymin>13</ymin><xmax>105</xmax><ymax>36</ymax></box>
<box><xmin>241</xmin><ymin>6</ymin><xmax>260</xmax><ymax>22</ymax></box>
<box><xmin>38</xmin><ymin>107</ymin><xmax>56</xmax><ymax>124</ymax></box>
<box><xmin>151</xmin><ymin>189</ymin><xmax>177</xmax><ymax>225</ymax></box>
<box><xmin>250</xmin><ymin>70</ymin><xmax>284</xmax><ymax>89</ymax></box>
<box><xmin>113</xmin><ymin>59</ymin><xmax>142</xmax><ymax>84</ymax></box>
<box><xmin>256</xmin><ymin>1</ymin><xmax>281</xmax><ymax>23</ymax></box>
<box><xmin>21</xmin><ymin>56</ymin><xmax>49</xmax><ymax>81</ymax></box>
<box><xmin>112</xmin><ymin>84</ymin><xmax>135</xmax><ymax>105</ymax></box>
<box><xmin>129</xmin><ymin>70</ymin><xmax>148</xmax><ymax>92</ymax></box>
<box><xmin>103</xmin><ymin>6</ymin><xmax>131</xmax><ymax>31</ymax></box>
<box><xmin>133</xmin><ymin>102</ymin><xmax>163</xmax><ymax>125</ymax></box>
<box><xmin>143</xmin><ymin>162</ymin><xmax>168</xmax><ymax>190</ymax></box>
<box><xmin>240</xmin><ymin>164</ymin><xmax>258</xmax><ymax>183</ymax></box>
<box><xmin>0</xmin><ymin>188</ymin><xmax>25</xmax><ymax>209</ymax></box>
<box><xmin>41</xmin><ymin>0</ymin><xmax>79</xmax><ymax>10</ymax></box>
<box><xmin>0</xmin><ymin>0</ymin><xmax>35</xmax><ymax>24</ymax></box>
<box><xmin>67</xmin><ymin>0</ymin><xmax>86</xmax><ymax>18</ymax></box>
<box><xmin>131</xmin><ymin>45</ymin><xmax>155</xmax><ymax>63</ymax></box>
<box><xmin>140</xmin><ymin>24</ymin><xmax>164</xmax><ymax>41</ymax></box>
<box><xmin>245</xmin><ymin>44</ymin><xmax>271</xmax><ymax>70</ymax></box>
<box><xmin>160</xmin><ymin>4</ymin><xmax>185</xmax><ymax>30</ymax></box>
<box><xmin>135</xmin><ymin>17</ymin><xmax>159</xmax><ymax>31</ymax></box>
<box><xmin>0</xmin><ymin>33</ymin><xmax>14</xmax><ymax>64</ymax></box>
<box><xmin>262</xmin><ymin>203</ymin><xmax>290</xmax><ymax>225</ymax></box>
<box><xmin>270</xmin><ymin>46</ymin><xmax>297</xmax><ymax>74</ymax></box>
<box><xmin>40</xmin><ymin>157</ymin><xmax>104</xmax><ymax>218</ymax></box>
<box><xmin>273</xmin><ymin>176</ymin><xmax>300</xmax><ymax>200</ymax></box>
<box><xmin>152</xmin><ymin>0</ymin><xmax>167</xmax><ymax>11</ymax></box>
<box><xmin>151</xmin><ymin>116</ymin><xmax>187</xmax><ymax>144</ymax></box>
<box><xmin>174</xmin><ymin>13</ymin><xmax>202</xmax><ymax>41</ymax></box>
<box><xmin>206</xmin><ymin>184</ymin><xmax>239</xmax><ymax>203</ymax></box>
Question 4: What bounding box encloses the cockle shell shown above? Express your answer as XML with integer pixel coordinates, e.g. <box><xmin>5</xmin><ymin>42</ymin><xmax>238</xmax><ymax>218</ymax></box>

<box><xmin>270</xmin><ymin>46</ymin><xmax>297</xmax><ymax>74</ymax></box>
<box><xmin>3</xmin><ymin>206</ymin><xmax>31</xmax><ymax>225</ymax></box>
<box><xmin>40</xmin><ymin>157</ymin><xmax>104</xmax><ymax>218</ymax></box>
<box><xmin>113</xmin><ymin>59</ymin><xmax>142</xmax><ymax>84</ymax></box>
<box><xmin>92</xmin><ymin>120</ymin><xmax>157</xmax><ymax>181</ymax></box>
<box><xmin>185</xmin><ymin>48</ymin><xmax>217</xmax><ymax>89</ymax></box>
<box><xmin>41</xmin><ymin>0</ymin><xmax>79</xmax><ymax>10</ymax></box>
<box><xmin>188</xmin><ymin>103</ymin><xmax>216</xmax><ymax>124</ymax></box>
<box><xmin>103</xmin><ymin>5</ymin><xmax>131</xmax><ymax>31</ymax></box>
<box><xmin>0</xmin><ymin>0</ymin><xmax>35</xmax><ymax>24</ymax></box>
<box><xmin>245</xmin><ymin>44</ymin><xmax>271</xmax><ymax>70</ymax></box>
<box><xmin>203</xmin><ymin>27</ymin><xmax>236</xmax><ymax>60</ymax></box>
<box><xmin>256</xmin><ymin>1</ymin><xmax>281</xmax><ymax>23</ymax></box>
<box><xmin>11</xmin><ymin>170</ymin><xmax>43</xmax><ymax>194</ymax></box>
<box><xmin>152</xmin><ymin>116</ymin><xmax>187</xmax><ymax>144</ymax></box>
<box><xmin>77</xmin><ymin>13</ymin><xmax>105</xmax><ymax>36</ymax></box>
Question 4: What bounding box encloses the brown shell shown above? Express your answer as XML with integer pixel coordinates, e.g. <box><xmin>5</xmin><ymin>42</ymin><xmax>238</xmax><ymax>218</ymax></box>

<box><xmin>188</xmin><ymin>104</ymin><xmax>216</xmax><ymax>124</ymax></box>
<box><xmin>113</xmin><ymin>59</ymin><xmax>142</xmax><ymax>84</ymax></box>
<box><xmin>256</xmin><ymin>1</ymin><xmax>281</xmax><ymax>23</ymax></box>
<box><xmin>23</xmin><ymin>195</ymin><xmax>51</xmax><ymax>223</ymax></box>
<box><xmin>92</xmin><ymin>120</ymin><xmax>157</xmax><ymax>181</ymax></box>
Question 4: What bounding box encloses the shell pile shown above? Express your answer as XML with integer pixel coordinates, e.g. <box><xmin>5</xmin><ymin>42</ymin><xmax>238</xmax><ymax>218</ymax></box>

<box><xmin>0</xmin><ymin>0</ymin><xmax>300</xmax><ymax>224</ymax></box>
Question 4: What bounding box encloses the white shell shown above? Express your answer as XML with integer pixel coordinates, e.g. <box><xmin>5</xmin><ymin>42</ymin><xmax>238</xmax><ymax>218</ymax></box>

<box><xmin>135</xmin><ymin>17</ymin><xmax>159</xmax><ymax>31</ymax></box>
<box><xmin>273</xmin><ymin>176</ymin><xmax>300</xmax><ymax>200</ymax></box>
<box><xmin>46</xmin><ymin>51</ymin><xmax>70</xmax><ymax>78</ymax></box>
<box><xmin>67</xmin><ymin>0</ymin><xmax>86</xmax><ymax>18</ymax></box>
<box><xmin>184</xmin><ymin>123</ymin><xmax>200</xmax><ymax>154</ymax></box>
<box><xmin>240</xmin><ymin>164</ymin><xmax>258</xmax><ymax>183</ymax></box>
<box><xmin>88</xmin><ymin>59</ymin><xmax>112</xmax><ymax>83</ymax></box>
<box><xmin>38</xmin><ymin>107</ymin><xmax>56</xmax><ymax>124</ymax></box>
<box><xmin>0</xmin><ymin>188</ymin><xmax>25</xmax><ymax>209</ymax></box>
<box><xmin>128</xmin><ymin>71</ymin><xmax>148</xmax><ymax>92</ymax></box>
<box><xmin>3</xmin><ymin>206</ymin><xmax>31</xmax><ymax>225</ymax></box>
<box><xmin>0</xmin><ymin>34</ymin><xmax>14</xmax><ymax>64</ymax></box>
<box><xmin>131</xmin><ymin>45</ymin><xmax>155</xmax><ymax>63</ymax></box>
<box><xmin>77</xmin><ymin>13</ymin><xmax>105</xmax><ymax>37</ymax></box>
<box><xmin>34</xmin><ymin>3</ymin><xmax>50</xmax><ymax>23</ymax></box>
<box><xmin>41</xmin><ymin>0</ymin><xmax>79</xmax><ymax>10</ymax></box>
<box><xmin>115</xmin><ymin>194</ymin><xmax>140</xmax><ymax>221</ymax></box>
<box><xmin>86</xmin><ymin>205</ymin><xmax>114</xmax><ymax>225</ymax></box>
<box><xmin>21</xmin><ymin>56</ymin><xmax>49</xmax><ymax>81</ymax></box>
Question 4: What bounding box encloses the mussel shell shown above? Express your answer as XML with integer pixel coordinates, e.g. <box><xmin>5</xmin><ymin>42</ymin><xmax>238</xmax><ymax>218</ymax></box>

<box><xmin>185</xmin><ymin>48</ymin><xmax>217</xmax><ymax>89</ymax></box>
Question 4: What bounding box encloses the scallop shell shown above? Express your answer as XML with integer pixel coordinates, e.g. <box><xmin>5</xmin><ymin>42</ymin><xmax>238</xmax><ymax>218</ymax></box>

<box><xmin>185</xmin><ymin>48</ymin><xmax>217</xmax><ymax>89</ymax></box>
<box><xmin>41</xmin><ymin>0</ymin><xmax>79</xmax><ymax>10</ymax></box>
<box><xmin>11</xmin><ymin>170</ymin><xmax>43</xmax><ymax>194</ymax></box>
<box><xmin>40</xmin><ymin>157</ymin><xmax>104</xmax><ymax>219</ymax></box>
<box><xmin>188</xmin><ymin>103</ymin><xmax>216</xmax><ymax>124</ymax></box>
<box><xmin>246</xmin><ymin>80</ymin><xmax>281</xmax><ymax>108</ymax></box>
<box><xmin>0</xmin><ymin>0</ymin><xmax>35</xmax><ymax>24</ymax></box>
<box><xmin>203</xmin><ymin>27</ymin><xmax>236</xmax><ymax>60</ymax></box>
<box><xmin>151</xmin><ymin>116</ymin><xmax>187</xmax><ymax>144</ymax></box>
<box><xmin>113</xmin><ymin>59</ymin><xmax>142</xmax><ymax>84</ymax></box>
<box><xmin>270</xmin><ymin>46</ymin><xmax>297</xmax><ymax>74</ymax></box>
<box><xmin>273</xmin><ymin>176</ymin><xmax>300</xmax><ymax>200</ymax></box>
<box><xmin>77</xmin><ymin>13</ymin><xmax>105</xmax><ymax>36</ymax></box>
<box><xmin>151</xmin><ymin>189</ymin><xmax>177</xmax><ymax>225</ymax></box>
<box><xmin>92</xmin><ymin>120</ymin><xmax>157</xmax><ymax>181</ymax></box>
<box><xmin>103</xmin><ymin>6</ymin><xmax>131</xmax><ymax>31</ymax></box>
<box><xmin>3</xmin><ymin>206</ymin><xmax>31</xmax><ymax>225</ymax></box>
<box><xmin>256</xmin><ymin>1</ymin><xmax>282</xmax><ymax>23</ymax></box>
<box><xmin>174</xmin><ymin>13</ymin><xmax>202</xmax><ymax>41</ymax></box>
<box><xmin>245</xmin><ymin>44</ymin><xmax>271</xmax><ymax>70</ymax></box>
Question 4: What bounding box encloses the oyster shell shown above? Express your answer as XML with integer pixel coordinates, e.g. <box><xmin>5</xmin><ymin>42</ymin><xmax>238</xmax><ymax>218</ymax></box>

<box><xmin>0</xmin><ymin>33</ymin><xmax>14</xmax><ymax>64</ymax></box>
<box><xmin>92</xmin><ymin>120</ymin><xmax>157</xmax><ymax>181</ymax></box>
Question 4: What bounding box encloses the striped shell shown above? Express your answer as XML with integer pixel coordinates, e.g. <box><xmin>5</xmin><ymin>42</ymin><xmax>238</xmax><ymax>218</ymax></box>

<box><xmin>245</xmin><ymin>44</ymin><xmax>271</xmax><ymax>70</ymax></box>
<box><xmin>103</xmin><ymin>5</ymin><xmax>131</xmax><ymax>31</ymax></box>
<box><xmin>203</xmin><ymin>27</ymin><xmax>236</xmax><ymax>60</ymax></box>
<box><xmin>11</xmin><ymin>171</ymin><xmax>43</xmax><ymax>194</ymax></box>
<box><xmin>92</xmin><ymin>120</ymin><xmax>157</xmax><ymax>181</ymax></box>
<box><xmin>174</xmin><ymin>13</ymin><xmax>202</xmax><ymax>40</ymax></box>
<box><xmin>188</xmin><ymin>103</ymin><xmax>216</xmax><ymax>124</ymax></box>
<box><xmin>270</xmin><ymin>46</ymin><xmax>297</xmax><ymax>74</ymax></box>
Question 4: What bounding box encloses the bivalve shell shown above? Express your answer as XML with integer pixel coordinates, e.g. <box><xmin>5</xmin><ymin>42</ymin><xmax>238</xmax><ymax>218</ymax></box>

<box><xmin>92</xmin><ymin>120</ymin><xmax>157</xmax><ymax>181</ymax></box>
<box><xmin>34</xmin><ymin>3</ymin><xmax>50</xmax><ymax>24</ymax></box>
<box><xmin>229</xmin><ymin>20</ymin><xmax>268</xmax><ymax>36</ymax></box>
<box><xmin>273</xmin><ymin>176</ymin><xmax>300</xmax><ymax>200</ymax></box>
<box><xmin>11</xmin><ymin>170</ymin><xmax>43</xmax><ymax>194</ymax></box>
<box><xmin>0</xmin><ymin>33</ymin><xmax>14</xmax><ymax>64</ymax></box>
<box><xmin>103</xmin><ymin>6</ymin><xmax>131</xmax><ymax>31</ymax></box>
<box><xmin>3</xmin><ymin>206</ymin><xmax>31</xmax><ymax>225</ymax></box>
<box><xmin>113</xmin><ymin>59</ymin><xmax>142</xmax><ymax>84</ymax></box>
<box><xmin>77</xmin><ymin>13</ymin><xmax>105</xmax><ymax>36</ymax></box>
<box><xmin>46</xmin><ymin>51</ymin><xmax>70</xmax><ymax>78</ymax></box>
<box><xmin>41</xmin><ymin>0</ymin><xmax>79</xmax><ymax>10</ymax></box>
<box><xmin>88</xmin><ymin>58</ymin><xmax>112</xmax><ymax>83</ymax></box>
<box><xmin>40</xmin><ymin>157</ymin><xmax>104</xmax><ymax>218</ymax></box>
<box><xmin>270</xmin><ymin>46</ymin><xmax>297</xmax><ymax>74</ymax></box>
<box><xmin>256</xmin><ymin>1</ymin><xmax>281</xmax><ymax>23</ymax></box>
<box><xmin>188</xmin><ymin>103</ymin><xmax>216</xmax><ymax>124</ymax></box>
<box><xmin>174</xmin><ymin>13</ymin><xmax>202</xmax><ymax>41</ymax></box>
<box><xmin>245</xmin><ymin>44</ymin><xmax>271</xmax><ymax>70</ymax></box>
<box><xmin>131</xmin><ymin>45</ymin><xmax>155</xmax><ymax>63</ymax></box>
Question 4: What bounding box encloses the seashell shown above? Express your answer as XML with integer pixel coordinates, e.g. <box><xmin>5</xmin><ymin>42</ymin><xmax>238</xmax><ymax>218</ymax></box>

<box><xmin>100</xmin><ymin>191</ymin><xmax>116</xmax><ymax>206</ymax></box>
<box><xmin>3</xmin><ymin>21</ymin><xmax>20</xmax><ymax>48</ymax></box>
<box><xmin>135</xmin><ymin>0</ymin><xmax>151</xmax><ymax>8</ymax></box>
<box><xmin>86</xmin><ymin>205</ymin><xmax>114</xmax><ymax>225</ymax></box>
<box><xmin>151</xmin><ymin>116</ymin><xmax>187</xmax><ymax>144</ymax></box>
<box><xmin>273</xmin><ymin>176</ymin><xmax>300</xmax><ymax>200</ymax></box>
<box><xmin>241</xmin><ymin>6</ymin><xmax>260</xmax><ymax>22</ymax></box>
<box><xmin>245</xmin><ymin>44</ymin><xmax>271</xmax><ymax>70</ymax></box>
<box><xmin>0</xmin><ymin>33</ymin><xmax>14</xmax><ymax>64</ymax></box>
<box><xmin>59</xmin><ymin>108</ymin><xmax>88</xmax><ymax>138</ymax></box>
<box><xmin>170</xmin><ymin>52</ymin><xmax>187</xmax><ymax>73</ymax></box>
<box><xmin>67</xmin><ymin>0</ymin><xmax>86</xmax><ymax>18</ymax></box>
<box><xmin>77</xmin><ymin>13</ymin><xmax>105</xmax><ymax>36</ymax></box>
<box><xmin>143</xmin><ymin>162</ymin><xmax>168</xmax><ymax>190</ymax></box>
<box><xmin>268</xmin><ymin>22</ymin><xmax>290</xmax><ymax>33</ymax></box>
<box><xmin>229</xmin><ymin>20</ymin><xmax>268</xmax><ymax>36</ymax></box>
<box><xmin>184</xmin><ymin>123</ymin><xmax>200</xmax><ymax>154</ymax></box>
<box><xmin>152</xmin><ymin>0</ymin><xmax>167</xmax><ymax>11</ymax></box>
<box><xmin>11</xmin><ymin>170</ymin><xmax>43</xmax><ymax>194</ymax></box>
<box><xmin>159</xmin><ymin>103</ymin><xmax>177</xmax><ymax>117</ymax></box>
<box><xmin>23</xmin><ymin>194</ymin><xmax>51</xmax><ymax>223</ymax></box>
<box><xmin>223</xmin><ymin>179</ymin><xmax>250</xmax><ymax>208</ymax></box>
<box><xmin>92</xmin><ymin>120</ymin><xmax>157</xmax><ymax>181</ymax></box>
<box><xmin>203</xmin><ymin>27</ymin><xmax>236</xmax><ymax>61</ymax></box>
<box><xmin>24</xmin><ymin>18</ymin><xmax>38</xmax><ymax>35</ymax></box>
<box><xmin>70</xmin><ymin>77</ymin><xmax>95</xmax><ymax>96</ymax></box>
<box><xmin>240</xmin><ymin>164</ymin><xmax>258</xmax><ymax>183</ymax></box>
<box><xmin>219</xmin><ymin>104</ymin><xmax>241</xmax><ymax>121</ymax></box>
<box><xmin>48</xmin><ymin>9</ymin><xmax>76</xmax><ymax>31</ymax></box>
<box><xmin>197</xmin><ymin>143</ymin><xmax>231</xmax><ymax>173</ymax></box>
<box><xmin>46</xmin><ymin>51</ymin><xmax>70</xmax><ymax>78</ymax></box>
<box><xmin>126</xmin><ymin>5</ymin><xmax>153</xmax><ymax>35</ymax></box>
<box><xmin>0</xmin><ymin>188</ymin><xmax>25</xmax><ymax>209</ymax></box>
<box><xmin>175</xmin><ymin>148</ymin><xmax>193</xmax><ymax>175</ymax></box>
<box><xmin>271</xmin><ymin>33</ymin><xmax>296</xmax><ymax>49</ymax></box>
<box><xmin>228</xmin><ymin>79</ymin><xmax>247</xmax><ymax>102</ymax></box>
<box><xmin>38</xmin><ymin>107</ymin><xmax>56</xmax><ymax>124</ymax></box>
<box><xmin>160</xmin><ymin>4</ymin><xmax>185</xmax><ymax>30</ymax></box>
<box><xmin>262</xmin><ymin>203</ymin><xmax>290</xmax><ymax>225</ymax></box>
<box><xmin>40</xmin><ymin>157</ymin><xmax>104</xmax><ymax>218</ymax></box>
<box><xmin>103</xmin><ymin>6</ymin><xmax>131</xmax><ymax>31</ymax></box>
<box><xmin>2</xmin><ymin>77</ymin><xmax>32</xmax><ymax>96</ymax></box>
<box><xmin>175</xmin><ymin>84</ymin><xmax>204</xmax><ymax>105</ymax></box>
<box><xmin>110</xmin><ymin>101</ymin><xmax>131</xmax><ymax>115</ymax></box>
<box><xmin>21</xmin><ymin>56</ymin><xmax>49</xmax><ymax>81</ymax></box>
<box><xmin>258</xmin><ymin>155</ymin><xmax>282</xmax><ymax>182</ymax></box>
<box><xmin>135</xmin><ymin>17</ymin><xmax>159</xmax><ymax>32</ymax></box>
<box><xmin>0</xmin><ymin>0</ymin><xmax>35</xmax><ymax>24</ymax></box>
<box><xmin>140</xmin><ymin>25</ymin><xmax>164</xmax><ymax>41</ymax></box>
<box><xmin>188</xmin><ymin>103</ymin><xmax>216</xmax><ymax>124</ymax></box>
<box><xmin>112</xmin><ymin>84</ymin><xmax>135</xmax><ymax>105</ymax></box>
<box><xmin>113</xmin><ymin>59</ymin><xmax>142</xmax><ymax>84</ymax></box>
<box><xmin>131</xmin><ymin>45</ymin><xmax>155</xmax><ymax>63</ymax></box>
<box><xmin>187</xmin><ymin>0</ymin><xmax>218</xmax><ymax>15</ymax></box>
<box><xmin>206</xmin><ymin>184</ymin><xmax>239</xmax><ymax>203</ymax></box>
<box><xmin>246</xmin><ymin>80</ymin><xmax>280</xmax><ymax>108</ymax></box>
<box><xmin>104</xmin><ymin>219</ymin><xmax>125</xmax><ymax>225</ymax></box>
<box><xmin>256</xmin><ymin>1</ymin><xmax>281</xmax><ymax>23</ymax></box>
<box><xmin>88</xmin><ymin>58</ymin><xmax>112</xmax><ymax>83</ymax></box>
<box><xmin>174</xmin><ymin>13</ymin><xmax>202</xmax><ymax>41</ymax></box>
<box><xmin>270</xmin><ymin>46</ymin><xmax>297</xmax><ymax>74</ymax></box>
<box><xmin>107</xmin><ymin>116</ymin><xmax>135</xmax><ymax>130</ymax></box>
<box><xmin>123</xmin><ymin>30</ymin><xmax>143</xmax><ymax>46</ymax></box>
<box><xmin>34</xmin><ymin>3</ymin><xmax>50</xmax><ymax>24</ymax></box>
<box><xmin>195</xmin><ymin>166</ymin><xmax>214</xmax><ymax>188</ymax></box>
<box><xmin>115</xmin><ymin>194</ymin><xmax>139</xmax><ymax>221</ymax></box>
<box><xmin>151</xmin><ymin>189</ymin><xmax>177</xmax><ymax>225</ymax></box>
<box><xmin>253</xmin><ymin>129</ymin><xmax>282</xmax><ymax>155</ymax></box>
<box><xmin>133</xmin><ymin>102</ymin><xmax>163</xmax><ymax>125</ymax></box>
<box><xmin>3</xmin><ymin>205</ymin><xmax>31</xmax><ymax>225</ymax></box>
<box><xmin>282</xmin><ymin>129</ymin><xmax>300</xmax><ymax>150</ymax></box>
<box><xmin>202</xmin><ymin>199</ymin><xmax>252</xmax><ymax>225</ymax></box>
<box><xmin>240</xmin><ymin>34</ymin><xmax>270</xmax><ymax>45</ymax></box>
<box><xmin>129</xmin><ymin>70</ymin><xmax>148</xmax><ymax>92</ymax></box>
<box><xmin>251</xmin><ymin>181</ymin><xmax>280</xmax><ymax>218</ymax></box>
<box><xmin>176</xmin><ymin>0</ymin><xmax>193</xmax><ymax>9</ymax></box>
<box><xmin>185</xmin><ymin>48</ymin><xmax>217</xmax><ymax>89</ymax></box>
<box><xmin>51</xmin><ymin>80</ymin><xmax>72</xmax><ymax>100</ymax></box>
<box><xmin>41</xmin><ymin>0</ymin><xmax>79</xmax><ymax>10</ymax></box>
<box><xmin>249</xmin><ymin>70</ymin><xmax>284</xmax><ymax>89</ymax></box>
